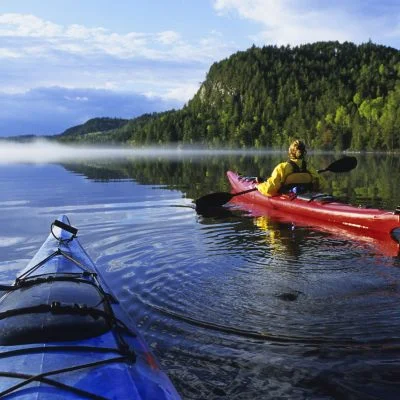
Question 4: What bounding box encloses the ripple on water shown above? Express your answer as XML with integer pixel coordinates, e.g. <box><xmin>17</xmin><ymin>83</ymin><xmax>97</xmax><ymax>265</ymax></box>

<box><xmin>68</xmin><ymin>200</ymin><xmax>400</xmax><ymax>399</ymax></box>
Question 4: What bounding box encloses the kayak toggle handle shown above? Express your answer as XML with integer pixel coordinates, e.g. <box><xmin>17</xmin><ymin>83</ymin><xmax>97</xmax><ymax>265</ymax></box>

<box><xmin>51</xmin><ymin>220</ymin><xmax>78</xmax><ymax>243</ymax></box>
<box><xmin>52</xmin><ymin>220</ymin><xmax>78</xmax><ymax>236</ymax></box>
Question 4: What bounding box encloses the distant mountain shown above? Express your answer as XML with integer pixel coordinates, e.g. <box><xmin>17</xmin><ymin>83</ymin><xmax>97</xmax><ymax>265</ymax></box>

<box><xmin>56</xmin><ymin>117</ymin><xmax>129</xmax><ymax>140</ymax></box>
<box><xmin>0</xmin><ymin>135</ymin><xmax>37</xmax><ymax>142</ymax></box>
<box><xmin>56</xmin><ymin>41</ymin><xmax>400</xmax><ymax>151</ymax></box>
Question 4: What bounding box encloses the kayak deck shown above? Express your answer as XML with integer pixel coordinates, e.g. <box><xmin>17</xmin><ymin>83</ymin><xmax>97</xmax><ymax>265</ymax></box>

<box><xmin>227</xmin><ymin>171</ymin><xmax>400</xmax><ymax>251</ymax></box>
<box><xmin>0</xmin><ymin>216</ymin><xmax>180</xmax><ymax>399</ymax></box>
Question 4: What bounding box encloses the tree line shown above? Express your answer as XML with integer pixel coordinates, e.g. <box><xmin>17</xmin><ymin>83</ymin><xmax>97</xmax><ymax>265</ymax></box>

<box><xmin>57</xmin><ymin>41</ymin><xmax>400</xmax><ymax>151</ymax></box>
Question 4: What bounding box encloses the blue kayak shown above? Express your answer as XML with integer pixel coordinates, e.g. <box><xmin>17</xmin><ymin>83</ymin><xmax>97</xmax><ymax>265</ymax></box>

<box><xmin>0</xmin><ymin>216</ymin><xmax>181</xmax><ymax>399</ymax></box>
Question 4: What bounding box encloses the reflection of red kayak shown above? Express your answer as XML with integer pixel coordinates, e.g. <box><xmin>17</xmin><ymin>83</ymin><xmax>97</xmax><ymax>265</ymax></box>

<box><xmin>227</xmin><ymin>171</ymin><xmax>400</xmax><ymax>255</ymax></box>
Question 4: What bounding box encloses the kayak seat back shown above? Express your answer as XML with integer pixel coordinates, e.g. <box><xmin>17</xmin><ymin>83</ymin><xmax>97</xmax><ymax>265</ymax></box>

<box><xmin>0</xmin><ymin>280</ymin><xmax>110</xmax><ymax>345</ymax></box>
<box><xmin>296</xmin><ymin>193</ymin><xmax>337</xmax><ymax>203</ymax></box>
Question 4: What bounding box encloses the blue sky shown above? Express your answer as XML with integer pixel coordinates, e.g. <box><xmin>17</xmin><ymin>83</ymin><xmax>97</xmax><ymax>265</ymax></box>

<box><xmin>1</xmin><ymin>0</ymin><xmax>399</xmax><ymax>136</ymax></box>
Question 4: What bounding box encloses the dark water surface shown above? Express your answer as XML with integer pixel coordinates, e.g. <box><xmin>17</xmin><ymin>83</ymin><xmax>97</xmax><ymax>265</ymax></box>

<box><xmin>0</xmin><ymin>150</ymin><xmax>400</xmax><ymax>399</ymax></box>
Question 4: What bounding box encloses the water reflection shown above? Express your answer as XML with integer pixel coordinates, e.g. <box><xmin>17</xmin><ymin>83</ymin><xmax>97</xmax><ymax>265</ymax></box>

<box><xmin>58</xmin><ymin>151</ymin><xmax>400</xmax><ymax>212</ymax></box>
<box><xmin>228</xmin><ymin>197</ymin><xmax>400</xmax><ymax>257</ymax></box>
<box><xmin>253</xmin><ymin>215</ymin><xmax>303</xmax><ymax>259</ymax></box>
<box><xmin>60</xmin><ymin>152</ymin><xmax>400</xmax><ymax>257</ymax></box>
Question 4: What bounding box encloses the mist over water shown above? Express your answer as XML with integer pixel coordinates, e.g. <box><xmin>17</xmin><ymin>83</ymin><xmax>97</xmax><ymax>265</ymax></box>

<box><xmin>0</xmin><ymin>140</ymin><xmax>280</xmax><ymax>164</ymax></box>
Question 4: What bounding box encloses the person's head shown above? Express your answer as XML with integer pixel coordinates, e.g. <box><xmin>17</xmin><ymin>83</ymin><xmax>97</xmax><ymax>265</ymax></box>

<box><xmin>288</xmin><ymin>139</ymin><xmax>307</xmax><ymax>159</ymax></box>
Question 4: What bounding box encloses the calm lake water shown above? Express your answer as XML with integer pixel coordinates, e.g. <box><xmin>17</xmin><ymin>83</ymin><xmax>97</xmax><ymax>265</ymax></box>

<box><xmin>1</xmin><ymin>145</ymin><xmax>400</xmax><ymax>399</ymax></box>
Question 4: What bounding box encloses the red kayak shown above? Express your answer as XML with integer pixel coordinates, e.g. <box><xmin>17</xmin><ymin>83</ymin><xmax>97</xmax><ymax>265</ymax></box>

<box><xmin>227</xmin><ymin>171</ymin><xmax>400</xmax><ymax>254</ymax></box>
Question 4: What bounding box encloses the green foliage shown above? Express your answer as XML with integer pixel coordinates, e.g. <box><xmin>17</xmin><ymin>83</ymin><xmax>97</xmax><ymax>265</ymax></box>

<box><xmin>56</xmin><ymin>41</ymin><xmax>400</xmax><ymax>151</ymax></box>
<box><xmin>56</xmin><ymin>117</ymin><xmax>129</xmax><ymax>142</ymax></box>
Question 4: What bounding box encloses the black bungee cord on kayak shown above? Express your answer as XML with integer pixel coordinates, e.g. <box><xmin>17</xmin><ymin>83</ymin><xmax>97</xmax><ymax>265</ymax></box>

<box><xmin>0</xmin><ymin>345</ymin><xmax>136</xmax><ymax>399</ymax></box>
<box><xmin>0</xmin><ymin>361</ymin><xmax>120</xmax><ymax>400</ymax></box>
<box><xmin>0</xmin><ymin>220</ymin><xmax>138</xmax><ymax>399</ymax></box>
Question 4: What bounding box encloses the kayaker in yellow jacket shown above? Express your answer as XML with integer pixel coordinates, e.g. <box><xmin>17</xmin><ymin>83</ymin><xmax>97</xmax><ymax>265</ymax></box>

<box><xmin>256</xmin><ymin>140</ymin><xmax>320</xmax><ymax>196</ymax></box>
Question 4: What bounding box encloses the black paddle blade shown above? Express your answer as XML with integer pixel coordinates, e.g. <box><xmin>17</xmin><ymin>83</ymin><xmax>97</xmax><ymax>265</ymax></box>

<box><xmin>195</xmin><ymin>192</ymin><xmax>234</xmax><ymax>210</ymax></box>
<box><xmin>318</xmin><ymin>156</ymin><xmax>357</xmax><ymax>173</ymax></box>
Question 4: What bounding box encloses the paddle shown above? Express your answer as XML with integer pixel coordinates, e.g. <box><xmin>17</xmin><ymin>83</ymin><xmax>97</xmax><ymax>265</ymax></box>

<box><xmin>316</xmin><ymin>155</ymin><xmax>357</xmax><ymax>173</ymax></box>
<box><xmin>195</xmin><ymin>156</ymin><xmax>357</xmax><ymax>210</ymax></box>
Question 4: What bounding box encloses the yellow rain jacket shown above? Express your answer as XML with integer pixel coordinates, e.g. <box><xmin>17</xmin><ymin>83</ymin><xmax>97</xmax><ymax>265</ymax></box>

<box><xmin>256</xmin><ymin>158</ymin><xmax>320</xmax><ymax>197</ymax></box>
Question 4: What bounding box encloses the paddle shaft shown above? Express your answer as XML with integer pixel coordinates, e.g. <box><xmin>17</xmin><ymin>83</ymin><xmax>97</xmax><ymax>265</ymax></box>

<box><xmin>231</xmin><ymin>188</ymin><xmax>257</xmax><ymax>198</ymax></box>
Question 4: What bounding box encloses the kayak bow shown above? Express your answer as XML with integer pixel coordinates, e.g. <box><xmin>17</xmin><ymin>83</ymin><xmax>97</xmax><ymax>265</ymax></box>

<box><xmin>0</xmin><ymin>216</ymin><xmax>181</xmax><ymax>399</ymax></box>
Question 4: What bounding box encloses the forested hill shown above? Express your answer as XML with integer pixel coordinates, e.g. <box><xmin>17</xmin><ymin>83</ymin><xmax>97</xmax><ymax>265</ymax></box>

<box><xmin>57</xmin><ymin>117</ymin><xmax>129</xmax><ymax>138</ymax></box>
<box><xmin>58</xmin><ymin>41</ymin><xmax>400</xmax><ymax>151</ymax></box>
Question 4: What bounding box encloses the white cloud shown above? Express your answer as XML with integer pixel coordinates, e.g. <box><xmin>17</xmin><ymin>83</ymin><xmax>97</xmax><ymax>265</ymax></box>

<box><xmin>0</xmin><ymin>48</ymin><xmax>21</xmax><ymax>58</ymax></box>
<box><xmin>212</xmin><ymin>0</ymin><xmax>399</xmax><ymax>46</ymax></box>
<box><xmin>65</xmin><ymin>24</ymin><xmax>108</xmax><ymax>39</ymax></box>
<box><xmin>163</xmin><ymin>83</ymin><xmax>201</xmax><ymax>103</ymax></box>
<box><xmin>157</xmin><ymin>30</ymin><xmax>181</xmax><ymax>45</ymax></box>
<box><xmin>0</xmin><ymin>11</ymin><xmax>249</xmax><ymax>120</ymax></box>
<box><xmin>64</xmin><ymin>96</ymin><xmax>89</xmax><ymax>102</ymax></box>
<box><xmin>0</xmin><ymin>13</ymin><xmax>62</xmax><ymax>37</ymax></box>
<box><xmin>0</xmin><ymin>13</ymin><xmax>232</xmax><ymax>61</ymax></box>
<box><xmin>0</xmin><ymin>12</ymin><xmax>222</xmax><ymax>112</ymax></box>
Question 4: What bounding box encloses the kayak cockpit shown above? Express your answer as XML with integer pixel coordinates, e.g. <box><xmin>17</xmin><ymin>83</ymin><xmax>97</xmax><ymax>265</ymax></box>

<box><xmin>0</xmin><ymin>218</ymin><xmax>115</xmax><ymax>346</ymax></box>
<box><xmin>0</xmin><ymin>277</ymin><xmax>111</xmax><ymax>345</ymax></box>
